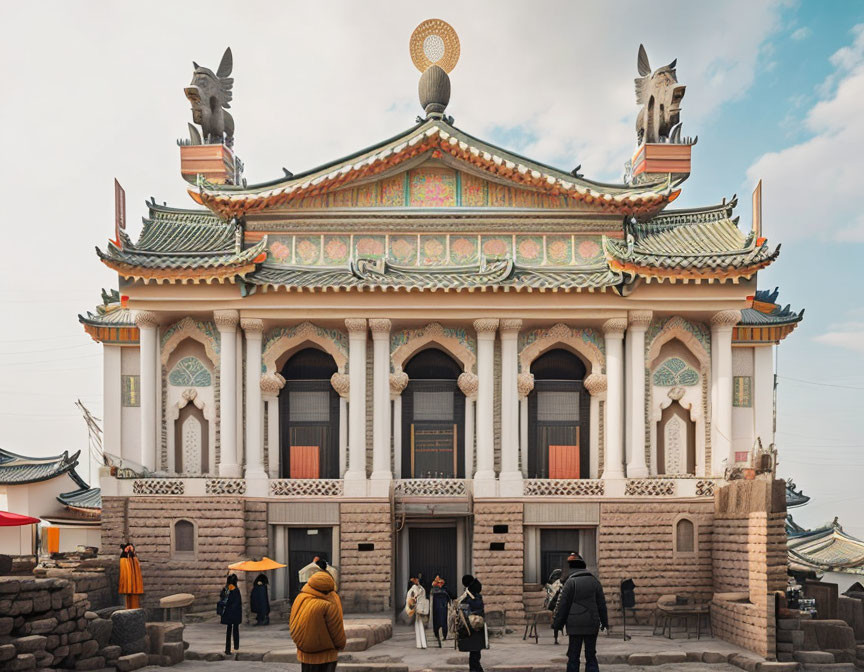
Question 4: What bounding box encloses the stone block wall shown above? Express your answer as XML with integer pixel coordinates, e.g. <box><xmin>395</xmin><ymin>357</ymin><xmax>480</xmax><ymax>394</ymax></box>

<box><xmin>244</xmin><ymin>501</ymin><xmax>268</xmax><ymax>559</ymax></box>
<box><xmin>117</xmin><ymin>497</ymin><xmax>247</xmax><ymax>610</ymax></box>
<box><xmin>339</xmin><ymin>503</ymin><xmax>391</xmax><ymax>613</ymax></box>
<box><xmin>101</xmin><ymin>497</ymin><xmax>127</xmax><ymax>551</ymax></box>
<box><xmin>597</xmin><ymin>501</ymin><xmax>714</xmax><ymax>626</ymax></box>
<box><xmin>472</xmin><ymin>502</ymin><xmax>525</xmax><ymax>623</ymax></box>
<box><xmin>710</xmin><ymin>478</ymin><xmax>787</xmax><ymax>659</ymax></box>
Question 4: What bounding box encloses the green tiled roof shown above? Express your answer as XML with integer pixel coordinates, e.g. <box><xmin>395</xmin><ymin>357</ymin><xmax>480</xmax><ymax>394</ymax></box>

<box><xmin>78</xmin><ymin>289</ymin><xmax>135</xmax><ymax>328</ymax></box>
<box><xmin>57</xmin><ymin>486</ymin><xmax>101</xmax><ymax>511</ymax></box>
<box><xmin>788</xmin><ymin>520</ymin><xmax>864</xmax><ymax>572</ymax></box>
<box><xmin>247</xmin><ymin>258</ymin><xmax>622</xmax><ymax>292</ymax></box>
<box><xmin>605</xmin><ymin>212</ymin><xmax>779</xmax><ymax>272</ymax></box>
<box><xmin>0</xmin><ymin>448</ymin><xmax>85</xmax><ymax>486</ymax></box>
<box><xmin>740</xmin><ymin>288</ymin><xmax>804</xmax><ymax>326</ymax></box>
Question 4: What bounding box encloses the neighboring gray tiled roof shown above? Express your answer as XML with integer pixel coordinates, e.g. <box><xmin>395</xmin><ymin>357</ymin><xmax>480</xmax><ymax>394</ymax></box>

<box><xmin>0</xmin><ymin>448</ymin><xmax>83</xmax><ymax>486</ymax></box>
<box><xmin>786</xmin><ymin>480</ymin><xmax>811</xmax><ymax>509</ymax></box>
<box><xmin>57</xmin><ymin>487</ymin><xmax>102</xmax><ymax>511</ymax></box>
<box><xmin>788</xmin><ymin>520</ymin><xmax>864</xmax><ymax>572</ymax></box>
<box><xmin>740</xmin><ymin>288</ymin><xmax>804</xmax><ymax>327</ymax></box>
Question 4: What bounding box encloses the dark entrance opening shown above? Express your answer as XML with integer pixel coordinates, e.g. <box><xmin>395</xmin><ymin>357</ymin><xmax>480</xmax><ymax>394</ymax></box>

<box><xmin>287</xmin><ymin>527</ymin><xmax>333</xmax><ymax>600</ymax></box>
<box><xmin>279</xmin><ymin>348</ymin><xmax>340</xmax><ymax>479</ymax></box>
<box><xmin>540</xmin><ymin>528</ymin><xmax>581</xmax><ymax>584</ymax></box>
<box><xmin>401</xmin><ymin>349</ymin><xmax>465</xmax><ymax>478</ymax></box>
<box><xmin>528</xmin><ymin>349</ymin><xmax>590</xmax><ymax>479</ymax></box>
<box><xmin>408</xmin><ymin>526</ymin><xmax>457</xmax><ymax>595</ymax></box>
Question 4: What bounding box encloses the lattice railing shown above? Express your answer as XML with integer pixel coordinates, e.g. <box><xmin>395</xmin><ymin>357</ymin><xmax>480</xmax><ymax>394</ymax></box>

<box><xmin>695</xmin><ymin>479</ymin><xmax>716</xmax><ymax>497</ymax></box>
<box><xmin>205</xmin><ymin>479</ymin><xmax>247</xmax><ymax>495</ymax></box>
<box><xmin>393</xmin><ymin>479</ymin><xmax>469</xmax><ymax>497</ymax></box>
<box><xmin>523</xmin><ymin>479</ymin><xmax>605</xmax><ymax>497</ymax></box>
<box><xmin>624</xmin><ymin>479</ymin><xmax>676</xmax><ymax>496</ymax></box>
<box><xmin>132</xmin><ymin>479</ymin><xmax>185</xmax><ymax>495</ymax></box>
<box><xmin>269</xmin><ymin>479</ymin><xmax>344</xmax><ymax>497</ymax></box>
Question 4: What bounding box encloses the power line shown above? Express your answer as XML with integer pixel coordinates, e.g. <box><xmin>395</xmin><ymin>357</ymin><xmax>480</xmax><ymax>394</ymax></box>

<box><xmin>0</xmin><ymin>343</ymin><xmax>96</xmax><ymax>356</ymax></box>
<box><xmin>779</xmin><ymin>376</ymin><xmax>864</xmax><ymax>391</ymax></box>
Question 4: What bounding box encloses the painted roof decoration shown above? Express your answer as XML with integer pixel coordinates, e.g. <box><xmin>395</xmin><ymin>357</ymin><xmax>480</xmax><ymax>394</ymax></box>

<box><xmin>786</xmin><ymin>478</ymin><xmax>810</xmax><ymax>509</ymax></box>
<box><xmin>735</xmin><ymin>287</ymin><xmax>804</xmax><ymax>344</ymax></box>
<box><xmin>97</xmin><ymin>201</ymin><xmax>267</xmax><ymax>283</ymax></box>
<box><xmin>0</xmin><ymin>448</ymin><xmax>86</xmax><ymax>486</ymax></box>
<box><xmin>79</xmin><ymin>288</ymin><xmax>139</xmax><ymax>344</ymax></box>
<box><xmin>56</xmin><ymin>486</ymin><xmax>102</xmax><ymax>514</ymax></box>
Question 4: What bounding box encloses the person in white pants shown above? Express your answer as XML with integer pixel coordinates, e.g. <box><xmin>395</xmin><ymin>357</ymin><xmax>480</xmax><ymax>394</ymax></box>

<box><xmin>405</xmin><ymin>576</ymin><xmax>429</xmax><ymax>649</ymax></box>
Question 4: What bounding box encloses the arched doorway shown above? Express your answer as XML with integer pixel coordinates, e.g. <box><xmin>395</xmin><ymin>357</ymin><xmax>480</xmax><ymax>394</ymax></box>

<box><xmin>279</xmin><ymin>348</ymin><xmax>340</xmax><ymax>479</ymax></box>
<box><xmin>174</xmin><ymin>404</ymin><xmax>208</xmax><ymax>474</ymax></box>
<box><xmin>528</xmin><ymin>349</ymin><xmax>590</xmax><ymax>479</ymax></box>
<box><xmin>657</xmin><ymin>401</ymin><xmax>696</xmax><ymax>475</ymax></box>
<box><xmin>401</xmin><ymin>348</ymin><xmax>465</xmax><ymax>478</ymax></box>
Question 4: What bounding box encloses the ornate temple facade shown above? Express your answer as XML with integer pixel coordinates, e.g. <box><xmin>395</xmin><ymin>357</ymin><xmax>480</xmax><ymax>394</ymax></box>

<box><xmin>80</xmin><ymin>26</ymin><xmax>802</xmax><ymax>621</ymax></box>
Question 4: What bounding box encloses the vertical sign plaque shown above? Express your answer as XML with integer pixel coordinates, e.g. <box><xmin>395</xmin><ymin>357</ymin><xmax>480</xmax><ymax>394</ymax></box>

<box><xmin>114</xmin><ymin>179</ymin><xmax>126</xmax><ymax>248</ymax></box>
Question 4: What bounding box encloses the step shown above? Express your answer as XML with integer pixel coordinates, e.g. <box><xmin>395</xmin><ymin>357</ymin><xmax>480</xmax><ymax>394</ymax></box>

<box><xmin>800</xmin><ymin>664</ymin><xmax>857</xmax><ymax>672</ymax></box>
<box><xmin>796</xmin><ymin>653</ymin><xmax>836</xmax><ymax>664</ymax></box>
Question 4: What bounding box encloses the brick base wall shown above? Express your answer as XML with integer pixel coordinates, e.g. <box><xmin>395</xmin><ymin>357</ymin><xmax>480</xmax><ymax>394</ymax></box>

<box><xmin>472</xmin><ymin>502</ymin><xmax>525</xmax><ymax>623</ymax></box>
<box><xmin>597</xmin><ymin>501</ymin><xmax>714</xmax><ymax>626</ymax></box>
<box><xmin>339</xmin><ymin>502</ymin><xmax>392</xmax><ymax>613</ymax></box>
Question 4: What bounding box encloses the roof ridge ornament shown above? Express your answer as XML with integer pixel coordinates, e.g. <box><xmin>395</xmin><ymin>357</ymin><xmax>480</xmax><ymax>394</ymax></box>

<box><xmin>411</xmin><ymin>19</ymin><xmax>460</xmax><ymax>120</ymax></box>
<box><xmin>184</xmin><ymin>47</ymin><xmax>235</xmax><ymax>147</ymax></box>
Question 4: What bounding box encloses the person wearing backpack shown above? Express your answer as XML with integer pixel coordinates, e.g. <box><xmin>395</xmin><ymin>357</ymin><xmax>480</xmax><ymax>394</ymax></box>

<box><xmin>289</xmin><ymin>568</ymin><xmax>346</xmax><ymax>672</ymax></box>
<box><xmin>552</xmin><ymin>553</ymin><xmax>608</xmax><ymax>672</ymax></box>
<box><xmin>220</xmin><ymin>574</ymin><xmax>243</xmax><ymax>655</ymax></box>
<box><xmin>456</xmin><ymin>575</ymin><xmax>487</xmax><ymax>672</ymax></box>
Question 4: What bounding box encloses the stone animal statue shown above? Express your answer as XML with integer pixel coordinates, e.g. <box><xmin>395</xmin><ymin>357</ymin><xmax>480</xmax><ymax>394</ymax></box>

<box><xmin>185</xmin><ymin>47</ymin><xmax>234</xmax><ymax>146</ymax></box>
<box><xmin>634</xmin><ymin>44</ymin><xmax>686</xmax><ymax>145</ymax></box>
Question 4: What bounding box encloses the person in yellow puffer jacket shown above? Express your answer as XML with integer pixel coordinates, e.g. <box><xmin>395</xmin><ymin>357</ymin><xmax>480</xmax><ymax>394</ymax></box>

<box><xmin>289</xmin><ymin>569</ymin><xmax>347</xmax><ymax>672</ymax></box>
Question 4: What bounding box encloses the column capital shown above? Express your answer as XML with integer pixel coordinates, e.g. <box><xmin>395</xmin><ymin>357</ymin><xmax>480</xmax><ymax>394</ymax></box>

<box><xmin>711</xmin><ymin>310</ymin><xmax>742</xmax><ymax>329</ymax></box>
<box><xmin>214</xmin><ymin>309</ymin><xmax>240</xmax><ymax>330</ymax></box>
<box><xmin>627</xmin><ymin>310</ymin><xmax>653</xmax><ymax>330</ymax></box>
<box><xmin>345</xmin><ymin>318</ymin><xmax>368</xmax><ymax>335</ymax></box>
<box><xmin>240</xmin><ymin>318</ymin><xmax>265</xmax><ymax>334</ymax></box>
<box><xmin>389</xmin><ymin>371</ymin><xmax>409</xmax><ymax>397</ymax></box>
<box><xmin>499</xmin><ymin>319</ymin><xmax>523</xmax><ymax>335</ymax></box>
<box><xmin>458</xmin><ymin>371</ymin><xmax>479</xmax><ymax>399</ymax></box>
<box><xmin>517</xmin><ymin>372</ymin><xmax>535</xmax><ymax>399</ymax></box>
<box><xmin>260</xmin><ymin>372</ymin><xmax>285</xmax><ymax>396</ymax></box>
<box><xmin>369</xmin><ymin>319</ymin><xmax>392</xmax><ymax>338</ymax></box>
<box><xmin>331</xmin><ymin>372</ymin><xmax>350</xmax><ymax>399</ymax></box>
<box><xmin>134</xmin><ymin>311</ymin><xmax>159</xmax><ymax>329</ymax></box>
<box><xmin>583</xmin><ymin>372</ymin><xmax>608</xmax><ymax>397</ymax></box>
<box><xmin>602</xmin><ymin>317</ymin><xmax>628</xmax><ymax>337</ymax></box>
<box><xmin>473</xmin><ymin>318</ymin><xmax>500</xmax><ymax>336</ymax></box>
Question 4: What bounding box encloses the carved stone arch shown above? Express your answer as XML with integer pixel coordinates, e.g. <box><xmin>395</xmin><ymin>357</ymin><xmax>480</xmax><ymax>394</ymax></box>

<box><xmin>518</xmin><ymin>323</ymin><xmax>605</xmax><ymax>376</ymax></box>
<box><xmin>161</xmin><ymin>317</ymin><xmax>220</xmax><ymax>367</ymax></box>
<box><xmin>672</xmin><ymin>513</ymin><xmax>698</xmax><ymax>555</ymax></box>
<box><xmin>262</xmin><ymin>322</ymin><xmax>349</xmax><ymax>376</ymax></box>
<box><xmin>391</xmin><ymin>323</ymin><xmax>477</xmax><ymax>375</ymax></box>
<box><xmin>656</xmin><ymin>387</ymin><xmax>701</xmax><ymax>422</ymax></box>
<box><xmin>646</xmin><ymin>316</ymin><xmax>710</xmax><ymax>373</ymax></box>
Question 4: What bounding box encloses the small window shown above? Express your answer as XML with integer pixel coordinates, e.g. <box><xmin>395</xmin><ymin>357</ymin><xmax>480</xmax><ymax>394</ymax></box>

<box><xmin>358</xmin><ymin>543</ymin><xmax>375</xmax><ymax>552</ymax></box>
<box><xmin>489</xmin><ymin>542</ymin><xmax>505</xmax><ymax>551</ymax></box>
<box><xmin>493</xmin><ymin>525</ymin><xmax>509</xmax><ymax>534</ymax></box>
<box><xmin>173</xmin><ymin>519</ymin><xmax>196</xmax><ymax>558</ymax></box>
<box><xmin>674</xmin><ymin>518</ymin><xmax>695</xmax><ymax>555</ymax></box>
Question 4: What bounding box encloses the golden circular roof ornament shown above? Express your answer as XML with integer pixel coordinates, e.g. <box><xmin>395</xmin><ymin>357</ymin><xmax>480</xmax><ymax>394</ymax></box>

<box><xmin>410</xmin><ymin>19</ymin><xmax>460</xmax><ymax>73</ymax></box>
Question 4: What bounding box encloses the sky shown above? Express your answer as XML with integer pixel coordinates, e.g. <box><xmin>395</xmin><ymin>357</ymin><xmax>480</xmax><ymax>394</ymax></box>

<box><xmin>1</xmin><ymin>1</ymin><xmax>862</xmax><ymax>535</ymax></box>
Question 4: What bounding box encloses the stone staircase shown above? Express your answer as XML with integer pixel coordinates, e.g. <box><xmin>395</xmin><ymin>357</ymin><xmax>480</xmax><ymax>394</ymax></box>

<box><xmin>793</xmin><ymin>650</ymin><xmax>857</xmax><ymax>672</ymax></box>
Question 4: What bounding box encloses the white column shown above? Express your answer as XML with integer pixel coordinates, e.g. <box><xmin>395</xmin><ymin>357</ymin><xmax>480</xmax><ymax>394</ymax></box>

<box><xmin>345</xmin><ymin>319</ymin><xmax>368</xmax><ymax>496</ymax></box>
<box><xmin>370</xmin><ymin>319</ymin><xmax>392</xmax><ymax>495</ymax></box>
<box><xmin>518</xmin><ymin>373</ymin><xmax>533</xmax><ymax>477</ymax></box>
<box><xmin>102</xmin><ymin>345</ymin><xmax>122</xmax><ymax>457</ymax></box>
<box><xmin>602</xmin><ymin>318</ymin><xmax>626</xmax><ymax>480</ymax></box>
<box><xmin>473</xmin><ymin>319</ymin><xmax>498</xmax><ymax>496</ymax></box>
<box><xmin>242</xmin><ymin>318</ymin><xmax>267</xmax><ymax>495</ymax></box>
<box><xmin>583</xmin><ymin>374</ymin><xmax>607</xmax><ymax>479</ymax></box>
<box><xmin>214</xmin><ymin>310</ymin><xmax>241</xmax><ymax>478</ymax></box>
<box><xmin>753</xmin><ymin>345</ymin><xmax>775</xmax><ymax>452</ymax></box>
<box><xmin>499</xmin><ymin>320</ymin><xmax>523</xmax><ymax>495</ymax></box>
<box><xmin>711</xmin><ymin>310</ymin><xmax>741</xmax><ymax>476</ymax></box>
<box><xmin>625</xmin><ymin>311</ymin><xmax>652</xmax><ymax>477</ymax></box>
<box><xmin>134</xmin><ymin>311</ymin><xmax>158</xmax><ymax>472</ymax></box>
<box><xmin>263</xmin><ymin>394</ymin><xmax>280</xmax><ymax>478</ymax></box>
<box><xmin>458</xmin><ymin>372</ymin><xmax>479</xmax><ymax>480</ymax></box>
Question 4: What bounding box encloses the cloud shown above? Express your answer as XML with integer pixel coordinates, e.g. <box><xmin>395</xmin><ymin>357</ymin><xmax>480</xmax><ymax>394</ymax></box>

<box><xmin>814</xmin><ymin>330</ymin><xmax>864</xmax><ymax>354</ymax></box>
<box><xmin>791</xmin><ymin>27</ymin><xmax>811</xmax><ymax>41</ymax></box>
<box><xmin>747</xmin><ymin>24</ymin><xmax>864</xmax><ymax>242</ymax></box>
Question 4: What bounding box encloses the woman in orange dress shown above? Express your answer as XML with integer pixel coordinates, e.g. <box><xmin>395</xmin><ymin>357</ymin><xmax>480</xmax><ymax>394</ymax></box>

<box><xmin>118</xmin><ymin>543</ymin><xmax>144</xmax><ymax>609</ymax></box>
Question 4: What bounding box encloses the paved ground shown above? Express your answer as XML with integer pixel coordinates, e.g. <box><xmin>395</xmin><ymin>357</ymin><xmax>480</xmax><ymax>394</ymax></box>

<box><xmin>181</xmin><ymin>622</ymin><xmax>751</xmax><ymax>671</ymax></box>
<box><xmin>172</xmin><ymin>662</ymin><xmax>743</xmax><ymax>672</ymax></box>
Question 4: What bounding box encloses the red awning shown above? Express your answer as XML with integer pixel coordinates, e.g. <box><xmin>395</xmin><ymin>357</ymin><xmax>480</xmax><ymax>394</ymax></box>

<box><xmin>0</xmin><ymin>511</ymin><xmax>40</xmax><ymax>527</ymax></box>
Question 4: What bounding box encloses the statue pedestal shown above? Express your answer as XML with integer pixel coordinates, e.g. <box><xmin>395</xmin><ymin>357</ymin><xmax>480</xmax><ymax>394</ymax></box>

<box><xmin>632</xmin><ymin>142</ymin><xmax>691</xmax><ymax>179</ymax></box>
<box><xmin>180</xmin><ymin>144</ymin><xmax>238</xmax><ymax>185</ymax></box>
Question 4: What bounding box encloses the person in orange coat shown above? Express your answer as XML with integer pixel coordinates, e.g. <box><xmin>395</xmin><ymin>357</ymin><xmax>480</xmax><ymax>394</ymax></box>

<box><xmin>118</xmin><ymin>543</ymin><xmax>144</xmax><ymax>609</ymax></box>
<box><xmin>289</xmin><ymin>569</ymin><xmax>346</xmax><ymax>672</ymax></box>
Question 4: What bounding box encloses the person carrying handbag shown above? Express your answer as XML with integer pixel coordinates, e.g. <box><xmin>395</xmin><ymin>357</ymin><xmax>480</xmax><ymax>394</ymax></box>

<box><xmin>405</xmin><ymin>575</ymin><xmax>430</xmax><ymax>649</ymax></box>
<box><xmin>455</xmin><ymin>574</ymin><xmax>487</xmax><ymax>672</ymax></box>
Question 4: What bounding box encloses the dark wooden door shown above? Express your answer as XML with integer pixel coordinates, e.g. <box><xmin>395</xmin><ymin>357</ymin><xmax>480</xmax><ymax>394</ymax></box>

<box><xmin>408</xmin><ymin>527</ymin><xmax>457</xmax><ymax>595</ymax></box>
<box><xmin>541</xmin><ymin>528</ymin><xmax>581</xmax><ymax>584</ymax></box>
<box><xmin>288</xmin><ymin>527</ymin><xmax>332</xmax><ymax>599</ymax></box>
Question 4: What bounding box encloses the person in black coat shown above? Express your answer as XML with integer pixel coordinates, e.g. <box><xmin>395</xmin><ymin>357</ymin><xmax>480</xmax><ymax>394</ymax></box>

<box><xmin>250</xmin><ymin>573</ymin><xmax>270</xmax><ymax>626</ymax></box>
<box><xmin>221</xmin><ymin>574</ymin><xmax>243</xmax><ymax>655</ymax></box>
<box><xmin>430</xmin><ymin>575</ymin><xmax>451</xmax><ymax>647</ymax></box>
<box><xmin>456</xmin><ymin>575</ymin><xmax>486</xmax><ymax>672</ymax></box>
<box><xmin>553</xmin><ymin>553</ymin><xmax>608</xmax><ymax>672</ymax></box>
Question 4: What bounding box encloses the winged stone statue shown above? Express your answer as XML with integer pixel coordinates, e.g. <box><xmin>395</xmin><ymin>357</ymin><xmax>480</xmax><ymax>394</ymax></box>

<box><xmin>184</xmin><ymin>47</ymin><xmax>235</xmax><ymax>146</ymax></box>
<box><xmin>634</xmin><ymin>44</ymin><xmax>686</xmax><ymax>145</ymax></box>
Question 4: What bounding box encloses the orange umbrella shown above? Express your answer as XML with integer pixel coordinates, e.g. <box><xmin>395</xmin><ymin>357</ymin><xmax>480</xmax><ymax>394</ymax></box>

<box><xmin>228</xmin><ymin>557</ymin><xmax>286</xmax><ymax>572</ymax></box>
